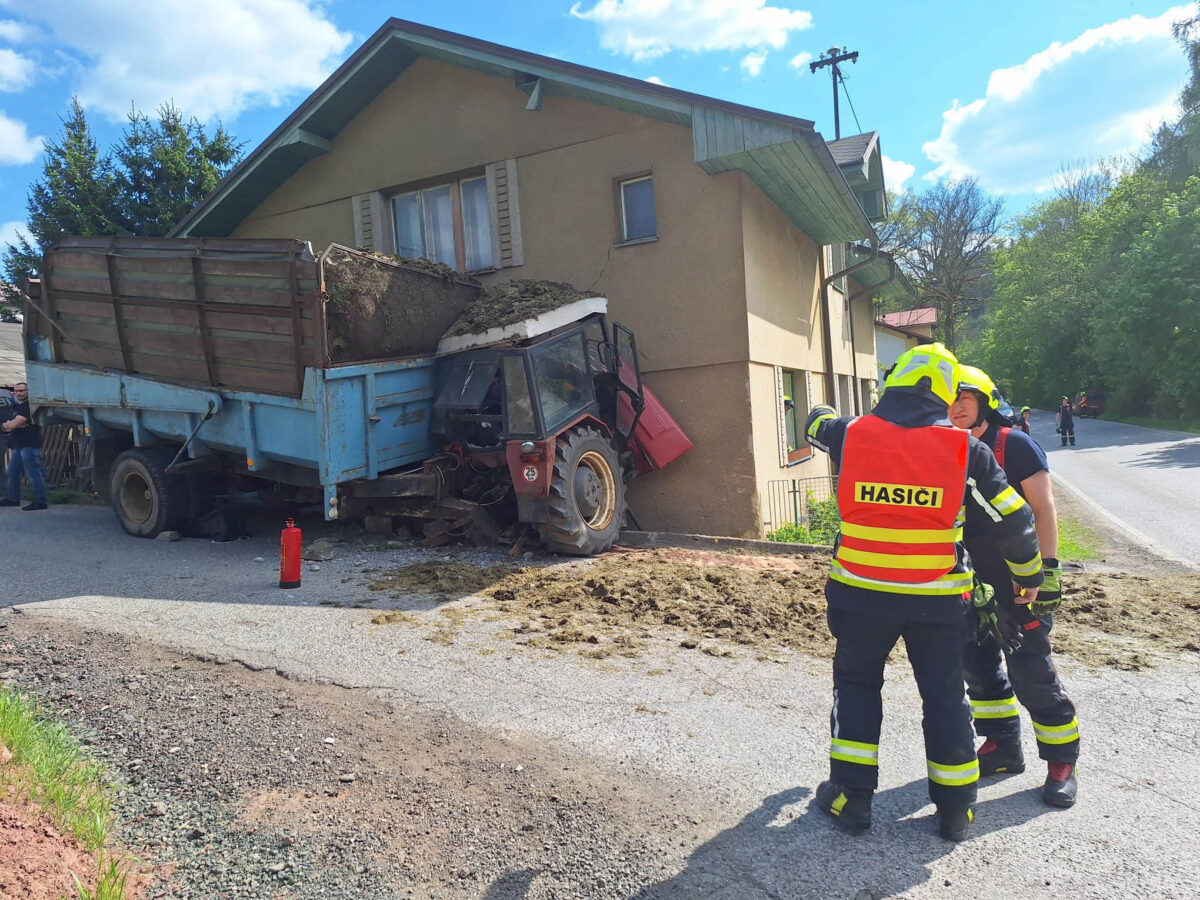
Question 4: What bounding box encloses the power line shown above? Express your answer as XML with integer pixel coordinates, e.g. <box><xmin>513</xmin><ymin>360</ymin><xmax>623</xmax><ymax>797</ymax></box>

<box><xmin>809</xmin><ymin>46</ymin><xmax>858</xmax><ymax>140</ymax></box>
<box><xmin>838</xmin><ymin>71</ymin><xmax>863</xmax><ymax>135</ymax></box>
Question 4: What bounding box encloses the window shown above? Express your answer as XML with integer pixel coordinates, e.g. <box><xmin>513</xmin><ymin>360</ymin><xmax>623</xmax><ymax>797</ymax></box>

<box><xmin>838</xmin><ymin>374</ymin><xmax>854</xmax><ymax>415</ymax></box>
<box><xmin>392</xmin><ymin>176</ymin><xmax>495</xmax><ymax>272</ymax></box>
<box><xmin>859</xmin><ymin>378</ymin><xmax>875</xmax><ymax>415</ymax></box>
<box><xmin>779</xmin><ymin>368</ymin><xmax>812</xmax><ymax>466</ymax></box>
<box><xmin>531</xmin><ymin>334</ymin><xmax>595</xmax><ymax>431</ymax></box>
<box><xmin>619</xmin><ymin>176</ymin><xmax>656</xmax><ymax>242</ymax></box>
<box><xmin>826</xmin><ymin>243</ymin><xmax>847</xmax><ymax>294</ymax></box>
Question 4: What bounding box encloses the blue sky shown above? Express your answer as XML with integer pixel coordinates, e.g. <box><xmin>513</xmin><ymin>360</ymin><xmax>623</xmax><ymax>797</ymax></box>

<box><xmin>0</xmin><ymin>0</ymin><xmax>1193</xmax><ymax>251</ymax></box>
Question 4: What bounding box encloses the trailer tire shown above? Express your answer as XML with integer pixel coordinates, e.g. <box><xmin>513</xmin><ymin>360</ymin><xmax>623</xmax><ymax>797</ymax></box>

<box><xmin>537</xmin><ymin>425</ymin><xmax>625</xmax><ymax>556</ymax></box>
<box><xmin>110</xmin><ymin>448</ymin><xmax>189</xmax><ymax>538</ymax></box>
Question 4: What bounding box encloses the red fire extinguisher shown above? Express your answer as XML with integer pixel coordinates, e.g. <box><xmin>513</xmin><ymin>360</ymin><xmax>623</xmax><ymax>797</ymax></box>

<box><xmin>279</xmin><ymin>518</ymin><xmax>302</xmax><ymax>589</ymax></box>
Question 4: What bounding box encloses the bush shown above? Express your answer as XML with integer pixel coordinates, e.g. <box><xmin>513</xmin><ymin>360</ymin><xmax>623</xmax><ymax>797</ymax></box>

<box><xmin>766</xmin><ymin>493</ymin><xmax>841</xmax><ymax>545</ymax></box>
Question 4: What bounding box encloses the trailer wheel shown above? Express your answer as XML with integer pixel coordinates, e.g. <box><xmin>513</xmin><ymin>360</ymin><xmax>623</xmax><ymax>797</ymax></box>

<box><xmin>537</xmin><ymin>426</ymin><xmax>626</xmax><ymax>556</ymax></box>
<box><xmin>110</xmin><ymin>448</ymin><xmax>189</xmax><ymax>538</ymax></box>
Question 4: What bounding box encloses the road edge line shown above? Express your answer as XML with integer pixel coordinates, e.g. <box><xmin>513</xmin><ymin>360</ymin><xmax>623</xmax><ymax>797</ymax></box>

<box><xmin>1051</xmin><ymin>471</ymin><xmax>1197</xmax><ymax>570</ymax></box>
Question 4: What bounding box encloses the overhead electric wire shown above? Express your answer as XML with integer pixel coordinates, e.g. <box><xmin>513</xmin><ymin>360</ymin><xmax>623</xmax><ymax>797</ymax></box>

<box><xmin>838</xmin><ymin>71</ymin><xmax>863</xmax><ymax>135</ymax></box>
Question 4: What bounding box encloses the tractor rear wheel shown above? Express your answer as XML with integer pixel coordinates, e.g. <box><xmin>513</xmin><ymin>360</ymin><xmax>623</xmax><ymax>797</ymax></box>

<box><xmin>110</xmin><ymin>448</ymin><xmax>189</xmax><ymax>538</ymax></box>
<box><xmin>537</xmin><ymin>425</ymin><xmax>626</xmax><ymax>556</ymax></box>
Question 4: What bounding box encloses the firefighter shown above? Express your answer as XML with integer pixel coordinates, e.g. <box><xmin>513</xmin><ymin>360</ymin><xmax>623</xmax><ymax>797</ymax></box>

<box><xmin>951</xmin><ymin>366</ymin><xmax>1079</xmax><ymax>808</ymax></box>
<box><xmin>805</xmin><ymin>343</ymin><xmax>1044</xmax><ymax>842</ymax></box>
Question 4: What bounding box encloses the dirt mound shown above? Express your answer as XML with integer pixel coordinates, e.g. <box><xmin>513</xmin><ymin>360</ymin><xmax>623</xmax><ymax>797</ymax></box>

<box><xmin>362</xmin><ymin>549</ymin><xmax>1200</xmax><ymax>669</ymax></box>
<box><xmin>0</xmin><ymin>796</ymin><xmax>100</xmax><ymax>899</ymax></box>
<box><xmin>322</xmin><ymin>248</ymin><xmax>480</xmax><ymax>362</ymax></box>
<box><xmin>368</xmin><ymin>549</ymin><xmax>832</xmax><ymax>659</ymax></box>
<box><xmin>1050</xmin><ymin>571</ymin><xmax>1200</xmax><ymax>670</ymax></box>
<box><xmin>444</xmin><ymin>279</ymin><xmax>592</xmax><ymax>338</ymax></box>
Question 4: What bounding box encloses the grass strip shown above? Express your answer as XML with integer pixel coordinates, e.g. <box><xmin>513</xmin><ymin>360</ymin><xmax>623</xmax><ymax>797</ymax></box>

<box><xmin>1057</xmin><ymin>515</ymin><xmax>1102</xmax><ymax>561</ymax></box>
<box><xmin>0</xmin><ymin>685</ymin><xmax>132</xmax><ymax>899</ymax></box>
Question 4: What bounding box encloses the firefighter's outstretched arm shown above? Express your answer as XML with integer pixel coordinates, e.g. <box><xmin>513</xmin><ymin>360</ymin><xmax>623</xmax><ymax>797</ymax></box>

<box><xmin>804</xmin><ymin>405</ymin><xmax>839</xmax><ymax>455</ymax></box>
<box><xmin>965</xmin><ymin>437</ymin><xmax>1044</xmax><ymax>603</ymax></box>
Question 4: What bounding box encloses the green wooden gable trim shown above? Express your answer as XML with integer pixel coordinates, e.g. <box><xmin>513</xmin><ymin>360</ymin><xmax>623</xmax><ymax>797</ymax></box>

<box><xmin>173</xmin><ymin>19</ymin><xmax>875</xmax><ymax>246</ymax></box>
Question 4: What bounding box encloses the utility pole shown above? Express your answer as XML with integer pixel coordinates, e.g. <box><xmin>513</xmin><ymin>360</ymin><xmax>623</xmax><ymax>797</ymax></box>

<box><xmin>809</xmin><ymin>46</ymin><xmax>858</xmax><ymax>140</ymax></box>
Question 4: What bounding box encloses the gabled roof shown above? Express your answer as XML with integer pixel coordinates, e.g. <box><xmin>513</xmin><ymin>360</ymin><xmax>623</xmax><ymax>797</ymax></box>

<box><xmin>829</xmin><ymin>131</ymin><xmax>886</xmax><ymax>221</ymax></box>
<box><xmin>172</xmin><ymin>19</ymin><xmax>877</xmax><ymax>246</ymax></box>
<box><xmin>879</xmin><ymin>307</ymin><xmax>937</xmax><ymax>328</ymax></box>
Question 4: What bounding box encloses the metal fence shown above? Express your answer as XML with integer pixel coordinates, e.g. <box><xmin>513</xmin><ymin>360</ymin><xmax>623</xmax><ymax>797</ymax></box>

<box><xmin>762</xmin><ymin>475</ymin><xmax>837</xmax><ymax>531</ymax></box>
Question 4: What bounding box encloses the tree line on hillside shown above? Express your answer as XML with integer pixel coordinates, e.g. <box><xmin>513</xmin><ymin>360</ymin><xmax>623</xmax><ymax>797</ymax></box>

<box><xmin>1</xmin><ymin>98</ymin><xmax>241</xmax><ymax>302</ymax></box>
<box><xmin>881</xmin><ymin>11</ymin><xmax>1200</xmax><ymax>421</ymax></box>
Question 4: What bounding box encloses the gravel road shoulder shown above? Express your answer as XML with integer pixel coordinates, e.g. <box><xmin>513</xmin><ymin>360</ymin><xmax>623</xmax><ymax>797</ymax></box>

<box><xmin>2</xmin><ymin>501</ymin><xmax>1199</xmax><ymax>898</ymax></box>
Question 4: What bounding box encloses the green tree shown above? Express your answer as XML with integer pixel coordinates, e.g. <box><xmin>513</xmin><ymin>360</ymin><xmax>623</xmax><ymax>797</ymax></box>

<box><xmin>981</xmin><ymin>166</ymin><xmax>1115</xmax><ymax>407</ymax></box>
<box><xmin>113</xmin><ymin>102</ymin><xmax>241</xmax><ymax>237</ymax></box>
<box><xmin>880</xmin><ymin>178</ymin><xmax>1003</xmax><ymax>351</ymax></box>
<box><xmin>1092</xmin><ymin>175</ymin><xmax>1200</xmax><ymax>417</ymax></box>
<box><xmin>1146</xmin><ymin>10</ymin><xmax>1200</xmax><ymax>188</ymax></box>
<box><xmin>2</xmin><ymin>97</ymin><xmax>118</xmax><ymax>288</ymax></box>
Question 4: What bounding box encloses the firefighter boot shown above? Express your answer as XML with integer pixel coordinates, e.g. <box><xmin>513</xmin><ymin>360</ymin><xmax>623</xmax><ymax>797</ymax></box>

<box><xmin>1043</xmin><ymin>763</ymin><xmax>1078</xmax><ymax>808</ymax></box>
<box><xmin>937</xmin><ymin>805</ymin><xmax>974</xmax><ymax>842</ymax></box>
<box><xmin>977</xmin><ymin>736</ymin><xmax>1025</xmax><ymax>776</ymax></box>
<box><xmin>815</xmin><ymin>781</ymin><xmax>872</xmax><ymax>834</ymax></box>
<box><xmin>1069</xmin><ymin>435</ymin><xmax>1076</xmax><ymax>446</ymax></box>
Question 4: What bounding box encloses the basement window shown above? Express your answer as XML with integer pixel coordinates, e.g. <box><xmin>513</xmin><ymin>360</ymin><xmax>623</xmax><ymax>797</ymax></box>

<box><xmin>618</xmin><ymin>175</ymin><xmax>656</xmax><ymax>243</ymax></box>
<box><xmin>392</xmin><ymin>176</ymin><xmax>494</xmax><ymax>272</ymax></box>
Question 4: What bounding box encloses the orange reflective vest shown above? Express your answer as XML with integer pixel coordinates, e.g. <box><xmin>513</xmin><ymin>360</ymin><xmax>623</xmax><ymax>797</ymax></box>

<box><xmin>832</xmin><ymin>416</ymin><xmax>971</xmax><ymax>595</ymax></box>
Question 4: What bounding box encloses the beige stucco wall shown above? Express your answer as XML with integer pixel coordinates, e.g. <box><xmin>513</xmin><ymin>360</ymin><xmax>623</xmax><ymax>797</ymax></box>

<box><xmin>232</xmin><ymin>57</ymin><xmax>764</xmax><ymax>536</ymax></box>
<box><xmin>739</xmin><ymin>181</ymin><xmax>836</xmax><ymax>526</ymax></box>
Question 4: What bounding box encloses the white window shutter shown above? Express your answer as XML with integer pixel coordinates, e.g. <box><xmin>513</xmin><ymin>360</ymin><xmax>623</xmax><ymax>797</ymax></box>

<box><xmin>775</xmin><ymin>365</ymin><xmax>788</xmax><ymax>467</ymax></box>
<box><xmin>351</xmin><ymin>192</ymin><xmax>390</xmax><ymax>253</ymax></box>
<box><xmin>485</xmin><ymin>159</ymin><xmax>524</xmax><ymax>268</ymax></box>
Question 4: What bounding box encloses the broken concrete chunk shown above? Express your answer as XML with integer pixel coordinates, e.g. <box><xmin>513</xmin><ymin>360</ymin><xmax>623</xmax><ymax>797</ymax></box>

<box><xmin>302</xmin><ymin>540</ymin><xmax>335</xmax><ymax>561</ymax></box>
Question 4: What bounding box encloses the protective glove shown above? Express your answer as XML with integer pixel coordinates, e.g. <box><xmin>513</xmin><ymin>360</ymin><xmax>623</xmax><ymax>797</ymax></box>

<box><xmin>973</xmin><ymin>576</ymin><xmax>1023</xmax><ymax>653</ymax></box>
<box><xmin>1029</xmin><ymin>559</ymin><xmax>1062</xmax><ymax>615</ymax></box>
<box><xmin>1055</xmin><ymin>427</ymin><xmax>1061</xmax><ymax>434</ymax></box>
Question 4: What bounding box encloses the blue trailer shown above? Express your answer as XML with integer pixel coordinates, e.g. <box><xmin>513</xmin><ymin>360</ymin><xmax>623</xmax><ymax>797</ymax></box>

<box><xmin>24</xmin><ymin>237</ymin><xmax>691</xmax><ymax>552</ymax></box>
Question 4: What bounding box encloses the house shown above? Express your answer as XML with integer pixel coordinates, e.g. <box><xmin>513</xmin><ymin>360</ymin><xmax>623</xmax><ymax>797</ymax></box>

<box><xmin>876</xmin><ymin>307</ymin><xmax>937</xmax><ymax>381</ymax></box>
<box><xmin>172</xmin><ymin>19</ymin><xmax>906</xmax><ymax>538</ymax></box>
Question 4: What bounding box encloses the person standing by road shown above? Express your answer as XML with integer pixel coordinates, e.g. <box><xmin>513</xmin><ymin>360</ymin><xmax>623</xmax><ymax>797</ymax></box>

<box><xmin>1017</xmin><ymin>406</ymin><xmax>1032</xmax><ymax>435</ymax></box>
<box><xmin>952</xmin><ymin>366</ymin><xmax>1079</xmax><ymax>809</ymax></box>
<box><xmin>1056</xmin><ymin>397</ymin><xmax>1075</xmax><ymax>446</ymax></box>
<box><xmin>0</xmin><ymin>382</ymin><xmax>48</xmax><ymax>511</ymax></box>
<box><xmin>805</xmin><ymin>343</ymin><xmax>1044</xmax><ymax>842</ymax></box>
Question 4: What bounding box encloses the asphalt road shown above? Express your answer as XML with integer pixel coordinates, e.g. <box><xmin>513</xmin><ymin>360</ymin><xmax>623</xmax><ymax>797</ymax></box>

<box><xmin>3</xmin><ymin>503</ymin><xmax>1199</xmax><ymax>898</ymax></box>
<box><xmin>1024</xmin><ymin>409</ymin><xmax>1200</xmax><ymax>568</ymax></box>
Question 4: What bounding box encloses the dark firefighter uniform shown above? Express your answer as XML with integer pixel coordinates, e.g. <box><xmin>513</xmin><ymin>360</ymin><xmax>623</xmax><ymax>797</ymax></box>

<box><xmin>963</xmin><ymin>421</ymin><xmax>1079</xmax><ymax>764</ymax></box>
<box><xmin>806</xmin><ymin>392</ymin><xmax>1044</xmax><ymax>817</ymax></box>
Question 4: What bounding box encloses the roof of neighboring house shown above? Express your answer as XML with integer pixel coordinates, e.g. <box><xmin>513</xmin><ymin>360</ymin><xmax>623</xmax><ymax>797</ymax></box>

<box><xmin>829</xmin><ymin>132</ymin><xmax>878</xmax><ymax>167</ymax></box>
<box><xmin>878</xmin><ymin>307</ymin><xmax>937</xmax><ymax>328</ymax></box>
<box><xmin>829</xmin><ymin>132</ymin><xmax>885</xmax><ymax>221</ymax></box>
<box><xmin>172</xmin><ymin>18</ymin><xmax>878</xmax><ymax>247</ymax></box>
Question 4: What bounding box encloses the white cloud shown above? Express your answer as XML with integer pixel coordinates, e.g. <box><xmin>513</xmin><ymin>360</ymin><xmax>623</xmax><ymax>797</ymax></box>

<box><xmin>570</xmin><ymin>0</ymin><xmax>813</xmax><ymax>62</ymax></box>
<box><xmin>644</xmin><ymin>75</ymin><xmax>667</xmax><ymax>85</ymax></box>
<box><xmin>0</xmin><ymin>48</ymin><xmax>33</xmax><ymax>91</ymax></box>
<box><xmin>0</xmin><ymin>219</ymin><xmax>27</xmax><ymax>248</ymax></box>
<box><xmin>0</xmin><ymin>110</ymin><xmax>42</xmax><ymax>164</ymax></box>
<box><xmin>922</xmin><ymin>5</ymin><xmax>1191</xmax><ymax>193</ymax></box>
<box><xmin>0</xmin><ymin>19</ymin><xmax>31</xmax><ymax>42</ymax></box>
<box><xmin>2</xmin><ymin>0</ymin><xmax>353</xmax><ymax>122</ymax></box>
<box><xmin>787</xmin><ymin>50</ymin><xmax>812</xmax><ymax>72</ymax></box>
<box><xmin>741</xmin><ymin>51</ymin><xmax>767</xmax><ymax>77</ymax></box>
<box><xmin>882</xmin><ymin>155</ymin><xmax>915</xmax><ymax>192</ymax></box>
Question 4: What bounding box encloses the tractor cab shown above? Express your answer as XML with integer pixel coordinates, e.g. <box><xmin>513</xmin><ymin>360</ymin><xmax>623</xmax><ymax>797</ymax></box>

<box><xmin>431</xmin><ymin>313</ymin><xmax>641</xmax><ymax>451</ymax></box>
